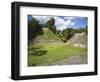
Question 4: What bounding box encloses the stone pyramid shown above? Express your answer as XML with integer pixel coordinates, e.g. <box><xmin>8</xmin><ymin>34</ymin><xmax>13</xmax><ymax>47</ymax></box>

<box><xmin>33</xmin><ymin>27</ymin><xmax>63</xmax><ymax>44</ymax></box>
<box><xmin>67</xmin><ymin>32</ymin><xmax>87</xmax><ymax>48</ymax></box>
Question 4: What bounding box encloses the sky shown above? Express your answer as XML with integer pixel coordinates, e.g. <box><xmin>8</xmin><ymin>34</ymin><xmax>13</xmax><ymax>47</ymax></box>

<box><xmin>28</xmin><ymin>15</ymin><xmax>88</xmax><ymax>31</ymax></box>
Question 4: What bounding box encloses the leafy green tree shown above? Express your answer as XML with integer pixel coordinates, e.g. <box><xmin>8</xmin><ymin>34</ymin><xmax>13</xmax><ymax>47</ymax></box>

<box><xmin>28</xmin><ymin>17</ymin><xmax>42</xmax><ymax>41</ymax></box>
<box><xmin>44</xmin><ymin>18</ymin><xmax>55</xmax><ymax>28</ymax></box>
<box><xmin>75</xmin><ymin>26</ymin><xmax>87</xmax><ymax>33</ymax></box>
<box><xmin>44</xmin><ymin>18</ymin><xmax>57</xmax><ymax>34</ymax></box>
<box><xmin>61</xmin><ymin>28</ymin><xmax>75</xmax><ymax>42</ymax></box>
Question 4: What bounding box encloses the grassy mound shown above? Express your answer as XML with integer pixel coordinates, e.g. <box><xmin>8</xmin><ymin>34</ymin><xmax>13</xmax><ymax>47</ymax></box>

<box><xmin>33</xmin><ymin>28</ymin><xmax>62</xmax><ymax>44</ymax></box>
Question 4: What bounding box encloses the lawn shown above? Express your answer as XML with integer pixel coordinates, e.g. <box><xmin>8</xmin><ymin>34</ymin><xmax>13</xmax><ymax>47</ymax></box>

<box><xmin>28</xmin><ymin>43</ymin><xmax>87</xmax><ymax>66</ymax></box>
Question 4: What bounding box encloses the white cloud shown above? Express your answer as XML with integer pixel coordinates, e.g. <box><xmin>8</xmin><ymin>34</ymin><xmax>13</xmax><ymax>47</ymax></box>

<box><xmin>70</xmin><ymin>22</ymin><xmax>75</xmax><ymax>26</ymax></box>
<box><xmin>32</xmin><ymin>16</ymin><xmax>52</xmax><ymax>24</ymax></box>
<box><xmin>32</xmin><ymin>16</ymin><xmax>75</xmax><ymax>31</ymax></box>
<box><xmin>54</xmin><ymin>16</ymin><xmax>75</xmax><ymax>31</ymax></box>
<box><xmin>63</xmin><ymin>16</ymin><xmax>87</xmax><ymax>20</ymax></box>
<box><xmin>63</xmin><ymin>17</ymin><xmax>76</xmax><ymax>20</ymax></box>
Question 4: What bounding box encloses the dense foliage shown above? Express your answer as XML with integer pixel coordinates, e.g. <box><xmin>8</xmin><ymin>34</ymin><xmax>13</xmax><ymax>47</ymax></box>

<box><xmin>28</xmin><ymin>18</ymin><xmax>43</xmax><ymax>42</ymax></box>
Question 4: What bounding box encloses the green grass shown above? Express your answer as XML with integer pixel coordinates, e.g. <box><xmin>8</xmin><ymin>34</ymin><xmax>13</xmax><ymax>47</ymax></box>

<box><xmin>28</xmin><ymin>43</ymin><xmax>87</xmax><ymax>66</ymax></box>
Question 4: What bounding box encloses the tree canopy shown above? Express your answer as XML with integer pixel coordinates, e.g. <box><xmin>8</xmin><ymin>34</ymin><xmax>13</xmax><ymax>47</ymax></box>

<box><xmin>28</xmin><ymin>17</ymin><xmax>42</xmax><ymax>42</ymax></box>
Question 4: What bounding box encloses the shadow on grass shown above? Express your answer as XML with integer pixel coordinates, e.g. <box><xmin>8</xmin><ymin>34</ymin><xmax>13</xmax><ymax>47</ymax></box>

<box><xmin>30</xmin><ymin>50</ymin><xmax>47</xmax><ymax>56</ymax></box>
<box><xmin>28</xmin><ymin>47</ymin><xmax>41</xmax><ymax>51</ymax></box>
<box><xmin>29</xmin><ymin>45</ymin><xmax>47</xmax><ymax>56</ymax></box>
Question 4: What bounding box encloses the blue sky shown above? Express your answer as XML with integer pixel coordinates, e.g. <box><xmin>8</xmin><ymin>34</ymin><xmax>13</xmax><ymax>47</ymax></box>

<box><xmin>28</xmin><ymin>15</ymin><xmax>33</xmax><ymax>20</ymax></box>
<box><xmin>28</xmin><ymin>15</ymin><xmax>88</xmax><ymax>31</ymax></box>
<box><xmin>71</xmin><ymin>17</ymin><xmax>87</xmax><ymax>29</ymax></box>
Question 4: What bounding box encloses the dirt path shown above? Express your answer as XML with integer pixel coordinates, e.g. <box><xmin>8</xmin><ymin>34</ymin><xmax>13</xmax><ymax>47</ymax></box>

<box><xmin>51</xmin><ymin>54</ymin><xmax>87</xmax><ymax>65</ymax></box>
<box><xmin>41</xmin><ymin>54</ymin><xmax>87</xmax><ymax>66</ymax></box>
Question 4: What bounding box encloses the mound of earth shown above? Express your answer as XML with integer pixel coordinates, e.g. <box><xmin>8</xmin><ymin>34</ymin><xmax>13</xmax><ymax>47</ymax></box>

<box><xmin>33</xmin><ymin>27</ymin><xmax>63</xmax><ymax>44</ymax></box>
<box><xmin>67</xmin><ymin>32</ymin><xmax>87</xmax><ymax>48</ymax></box>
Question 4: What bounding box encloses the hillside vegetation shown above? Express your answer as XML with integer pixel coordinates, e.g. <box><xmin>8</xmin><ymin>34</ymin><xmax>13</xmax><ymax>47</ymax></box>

<box><xmin>33</xmin><ymin>28</ymin><xmax>62</xmax><ymax>44</ymax></box>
